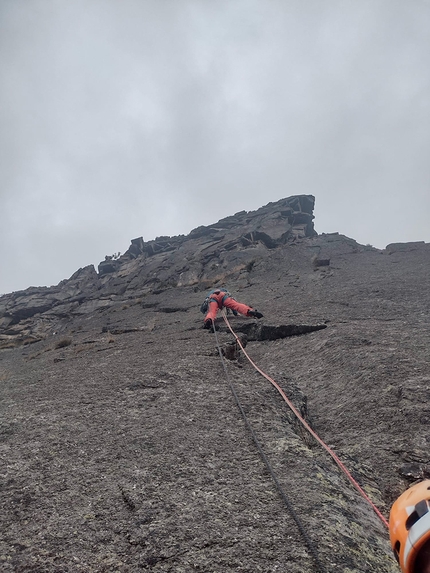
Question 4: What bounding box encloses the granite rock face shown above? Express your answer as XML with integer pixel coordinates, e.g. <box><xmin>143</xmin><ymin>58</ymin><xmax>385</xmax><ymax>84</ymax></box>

<box><xmin>1</xmin><ymin>195</ymin><xmax>429</xmax><ymax>572</ymax></box>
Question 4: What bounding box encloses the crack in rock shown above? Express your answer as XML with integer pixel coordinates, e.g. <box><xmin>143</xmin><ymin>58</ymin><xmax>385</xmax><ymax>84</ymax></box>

<box><xmin>233</xmin><ymin>322</ymin><xmax>327</xmax><ymax>341</ymax></box>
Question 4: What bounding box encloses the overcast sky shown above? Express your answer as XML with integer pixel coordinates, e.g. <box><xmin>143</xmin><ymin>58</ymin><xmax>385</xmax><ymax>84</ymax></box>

<box><xmin>1</xmin><ymin>0</ymin><xmax>429</xmax><ymax>294</ymax></box>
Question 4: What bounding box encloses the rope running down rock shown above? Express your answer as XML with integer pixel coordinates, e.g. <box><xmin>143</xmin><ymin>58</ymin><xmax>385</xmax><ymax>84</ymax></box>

<box><xmin>211</xmin><ymin>317</ymin><xmax>327</xmax><ymax>573</ymax></box>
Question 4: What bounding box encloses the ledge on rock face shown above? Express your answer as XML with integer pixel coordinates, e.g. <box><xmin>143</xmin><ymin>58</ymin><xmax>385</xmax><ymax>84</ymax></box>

<box><xmin>385</xmin><ymin>242</ymin><xmax>427</xmax><ymax>254</ymax></box>
<box><xmin>0</xmin><ymin>333</ymin><xmax>43</xmax><ymax>349</ymax></box>
<box><xmin>233</xmin><ymin>322</ymin><xmax>327</xmax><ymax>341</ymax></box>
<box><xmin>6</xmin><ymin>304</ymin><xmax>54</xmax><ymax>325</ymax></box>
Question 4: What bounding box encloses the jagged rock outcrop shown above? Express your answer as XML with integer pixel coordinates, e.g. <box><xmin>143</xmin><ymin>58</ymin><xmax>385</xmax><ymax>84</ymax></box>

<box><xmin>0</xmin><ymin>264</ymin><xmax>102</xmax><ymax>348</ymax></box>
<box><xmin>0</xmin><ymin>195</ymin><xmax>316</xmax><ymax>348</ymax></box>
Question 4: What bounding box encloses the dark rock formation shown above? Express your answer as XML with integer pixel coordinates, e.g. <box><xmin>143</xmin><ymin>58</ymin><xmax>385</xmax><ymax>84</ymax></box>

<box><xmin>1</xmin><ymin>194</ymin><xmax>429</xmax><ymax>572</ymax></box>
<box><xmin>0</xmin><ymin>195</ymin><xmax>317</xmax><ymax>348</ymax></box>
<box><xmin>235</xmin><ymin>322</ymin><xmax>327</xmax><ymax>341</ymax></box>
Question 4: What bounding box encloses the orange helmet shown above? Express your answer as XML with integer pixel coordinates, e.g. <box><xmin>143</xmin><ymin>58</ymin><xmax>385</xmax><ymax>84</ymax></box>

<box><xmin>389</xmin><ymin>480</ymin><xmax>430</xmax><ymax>573</ymax></box>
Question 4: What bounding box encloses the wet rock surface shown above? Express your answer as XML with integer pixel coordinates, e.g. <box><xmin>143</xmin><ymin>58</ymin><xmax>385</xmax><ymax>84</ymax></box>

<box><xmin>1</xmin><ymin>196</ymin><xmax>430</xmax><ymax>572</ymax></box>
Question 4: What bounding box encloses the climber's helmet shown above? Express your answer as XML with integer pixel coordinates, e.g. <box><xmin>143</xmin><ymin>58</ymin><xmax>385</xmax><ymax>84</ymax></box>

<box><xmin>389</xmin><ymin>480</ymin><xmax>430</xmax><ymax>573</ymax></box>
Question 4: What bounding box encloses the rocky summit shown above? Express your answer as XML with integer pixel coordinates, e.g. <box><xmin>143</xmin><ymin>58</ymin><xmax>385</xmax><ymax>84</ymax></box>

<box><xmin>1</xmin><ymin>195</ymin><xmax>430</xmax><ymax>572</ymax></box>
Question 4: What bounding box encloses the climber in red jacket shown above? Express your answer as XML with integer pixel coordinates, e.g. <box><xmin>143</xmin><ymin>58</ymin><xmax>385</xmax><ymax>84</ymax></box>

<box><xmin>201</xmin><ymin>288</ymin><xmax>263</xmax><ymax>329</ymax></box>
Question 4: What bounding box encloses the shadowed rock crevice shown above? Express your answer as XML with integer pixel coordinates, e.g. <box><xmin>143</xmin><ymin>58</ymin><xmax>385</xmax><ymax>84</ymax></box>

<box><xmin>158</xmin><ymin>307</ymin><xmax>189</xmax><ymax>313</ymax></box>
<box><xmin>234</xmin><ymin>322</ymin><xmax>327</xmax><ymax>341</ymax></box>
<box><xmin>219</xmin><ymin>335</ymin><xmax>248</xmax><ymax>361</ymax></box>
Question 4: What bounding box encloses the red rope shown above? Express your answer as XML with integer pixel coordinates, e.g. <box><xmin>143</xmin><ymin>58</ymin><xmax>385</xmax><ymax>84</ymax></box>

<box><xmin>222</xmin><ymin>312</ymin><xmax>389</xmax><ymax>529</ymax></box>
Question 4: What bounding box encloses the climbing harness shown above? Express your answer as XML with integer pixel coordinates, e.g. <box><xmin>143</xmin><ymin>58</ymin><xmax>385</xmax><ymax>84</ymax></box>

<box><xmin>211</xmin><ymin>317</ymin><xmax>327</xmax><ymax>573</ymax></box>
<box><xmin>219</xmin><ymin>310</ymin><xmax>389</xmax><ymax>530</ymax></box>
<box><xmin>200</xmin><ymin>289</ymin><xmax>237</xmax><ymax>315</ymax></box>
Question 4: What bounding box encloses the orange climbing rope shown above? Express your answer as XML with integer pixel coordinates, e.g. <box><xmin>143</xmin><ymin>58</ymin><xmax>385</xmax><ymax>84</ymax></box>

<box><xmin>221</xmin><ymin>311</ymin><xmax>389</xmax><ymax>529</ymax></box>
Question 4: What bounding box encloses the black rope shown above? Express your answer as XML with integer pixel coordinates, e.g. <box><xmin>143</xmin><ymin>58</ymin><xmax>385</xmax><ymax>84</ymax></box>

<box><xmin>212</xmin><ymin>322</ymin><xmax>326</xmax><ymax>573</ymax></box>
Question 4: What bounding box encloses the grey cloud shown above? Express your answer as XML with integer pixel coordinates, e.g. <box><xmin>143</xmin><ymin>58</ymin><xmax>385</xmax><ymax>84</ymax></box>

<box><xmin>1</xmin><ymin>0</ymin><xmax>429</xmax><ymax>293</ymax></box>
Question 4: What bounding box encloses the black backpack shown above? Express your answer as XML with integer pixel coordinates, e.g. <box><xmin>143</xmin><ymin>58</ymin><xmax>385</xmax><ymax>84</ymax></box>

<box><xmin>200</xmin><ymin>297</ymin><xmax>210</xmax><ymax>314</ymax></box>
<box><xmin>200</xmin><ymin>295</ymin><xmax>238</xmax><ymax>316</ymax></box>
